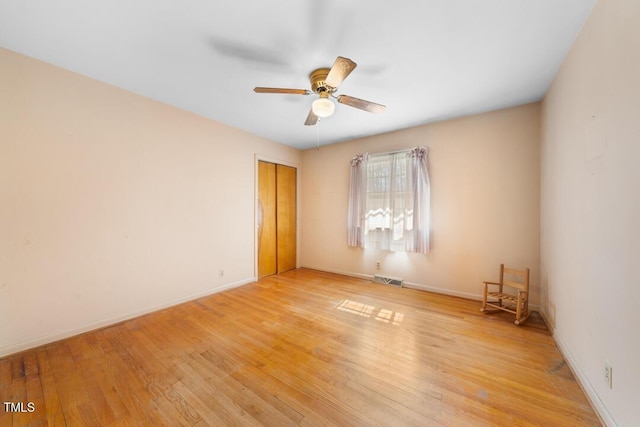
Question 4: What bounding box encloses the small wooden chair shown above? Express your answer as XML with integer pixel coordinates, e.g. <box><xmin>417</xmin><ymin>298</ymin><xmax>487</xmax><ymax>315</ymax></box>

<box><xmin>481</xmin><ymin>264</ymin><xmax>530</xmax><ymax>325</ymax></box>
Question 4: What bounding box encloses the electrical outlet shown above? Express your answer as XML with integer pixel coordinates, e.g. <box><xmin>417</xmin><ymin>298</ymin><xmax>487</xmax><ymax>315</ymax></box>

<box><xmin>604</xmin><ymin>361</ymin><xmax>613</xmax><ymax>389</ymax></box>
<box><xmin>219</xmin><ymin>269</ymin><xmax>224</xmax><ymax>277</ymax></box>
<box><xmin>376</xmin><ymin>261</ymin><xmax>381</xmax><ymax>269</ymax></box>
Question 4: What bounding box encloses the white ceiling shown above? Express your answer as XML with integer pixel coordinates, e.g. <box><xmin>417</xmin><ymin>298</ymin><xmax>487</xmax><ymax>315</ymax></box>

<box><xmin>0</xmin><ymin>0</ymin><xmax>595</xmax><ymax>149</ymax></box>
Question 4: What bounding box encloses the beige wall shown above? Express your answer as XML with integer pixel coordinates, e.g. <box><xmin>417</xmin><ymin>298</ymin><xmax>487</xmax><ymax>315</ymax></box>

<box><xmin>540</xmin><ymin>0</ymin><xmax>640</xmax><ymax>425</ymax></box>
<box><xmin>301</xmin><ymin>103</ymin><xmax>540</xmax><ymax>304</ymax></box>
<box><xmin>0</xmin><ymin>48</ymin><xmax>301</xmax><ymax>356</ymax></box>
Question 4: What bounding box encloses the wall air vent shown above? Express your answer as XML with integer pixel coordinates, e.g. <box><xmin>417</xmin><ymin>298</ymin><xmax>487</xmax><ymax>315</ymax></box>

<box><xmin>373</xmin><ymin>274</ymin><xmax>404</xmax><ymax>287</ymax></box>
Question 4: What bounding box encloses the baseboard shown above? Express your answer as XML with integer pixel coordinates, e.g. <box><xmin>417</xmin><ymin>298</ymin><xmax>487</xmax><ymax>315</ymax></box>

<box><xmin>403</xmin><ymin>280</ymin><xmax>483</xmax><ymax>301</ymax></box>
<box><xmin>538</xmin><ymin>309</ymin><xmax>616</xmax><ymax>427</ymax></box>
<box><xmin>0</xmin><ymin>277</ymin><xmax>255</xmax><ymax>359</ymax></box>
<box><xmin>301</xmin><ymin>265</ymin><xmax>374</xmax><ymax>281</ymax></box>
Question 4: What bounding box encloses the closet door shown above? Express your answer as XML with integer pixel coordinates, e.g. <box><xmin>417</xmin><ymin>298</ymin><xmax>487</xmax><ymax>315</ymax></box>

<box><xmin>258</xmin><ymin>161</ymin><xmax>277</xmax><ymax>278</ymax></box>
<box><xmin>257</xmin><ymin>161</ymin><xmax>297</xmax><ymax>278</ymax></box>
<box><xmin>276</xmin><ymin>164</ymin><xmax>296</xmax><ymax>273</ymax></box>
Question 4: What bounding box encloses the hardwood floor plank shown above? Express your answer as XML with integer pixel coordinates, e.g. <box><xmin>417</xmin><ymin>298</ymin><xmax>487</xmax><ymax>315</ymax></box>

<box><xmin>34</xmin><ymin>349</ymin><xmax>66</xmax><ymax>427</ymax></box>
<box><xmin>176</xmin><ymin>352</ymin><xmax>266</xmax><ymax>427</ymax></box>
<box><xmin>0</xmin><ymin>359</ymin><xmax>12</xmax><ymax>426</ymax></box>
<box><xmin>1</xmin><ymin>269</ymin><xmax>601</xmax><ymax>426</ymax></box>
<box><xmin>99</xmin><ymin>326</ymin><xmax>171</xmax><ymax>426</ymax></box>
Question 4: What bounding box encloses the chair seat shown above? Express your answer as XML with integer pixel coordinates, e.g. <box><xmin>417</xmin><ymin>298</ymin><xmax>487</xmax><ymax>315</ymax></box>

<box><xmin>487</xmin><ymin>292</ymin><xmax>519</xmax><ymax>303</ymax></box>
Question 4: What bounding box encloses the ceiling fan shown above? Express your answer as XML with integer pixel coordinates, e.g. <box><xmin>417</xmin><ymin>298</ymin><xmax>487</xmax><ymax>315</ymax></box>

<box><xmin>253</xmin><ymin>56</ymin><xmax>386</xmax><ymax>126</ymax></box>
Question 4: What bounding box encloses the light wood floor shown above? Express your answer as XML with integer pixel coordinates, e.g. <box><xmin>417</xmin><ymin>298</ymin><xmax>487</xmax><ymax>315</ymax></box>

<box><xmin>1</xmin><ymin>269</ymin><xmax>600</xmax><ymax>426</ymax></box>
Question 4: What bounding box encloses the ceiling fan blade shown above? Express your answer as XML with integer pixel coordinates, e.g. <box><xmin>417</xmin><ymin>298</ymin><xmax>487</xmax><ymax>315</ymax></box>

<box><xmin>304</xmin><ymin>108</ymin><xmax>319</xmax><ymax>126</ymax></box>
<box><xmin>337</xmin><ymin>95</ymin><xmax>386</xmax><ymax>113</ymax></box>
<box><xmin>325</xmin><ymin>56</ymin><xmax>357</xmax><ymax>88</ymax></box>
<box><xmin>254</xmin><ymin>87</ymin><xmax>312</xmax><ymax>95</ymax></box>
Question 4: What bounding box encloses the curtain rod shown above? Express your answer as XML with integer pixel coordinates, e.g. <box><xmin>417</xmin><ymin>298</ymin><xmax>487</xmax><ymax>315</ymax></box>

<box><xmin>369</xmin><ymin>146</ymin><xmax>428</xmax><ymax>157</ymax></box>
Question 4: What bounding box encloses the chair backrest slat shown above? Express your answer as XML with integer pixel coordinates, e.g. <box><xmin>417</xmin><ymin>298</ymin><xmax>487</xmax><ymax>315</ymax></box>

<box><xmin>499</xmin><ymin>264</ymin><xmax>530</xmax><ymax>290</ymax></box>
<box><xmin>503</xmin><ymin>280</ymin><xmax>527</xmax><ymax>290</ymax></box>
<box><xmin>504</xmin><ymin>267</ymin><xmax>527</xmax><ymax>277</ymax></box>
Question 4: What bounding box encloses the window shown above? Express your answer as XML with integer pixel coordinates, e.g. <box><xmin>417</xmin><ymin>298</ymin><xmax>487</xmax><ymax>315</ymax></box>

<box><xmin>364</xmin><ymin>152</ymin><xmax>410</xmax><ymax>251</ymax></box>
<box><xmin>348</xmin><ymin>147</ymin><xmax>430</xmax><ymax>253</ymax></box>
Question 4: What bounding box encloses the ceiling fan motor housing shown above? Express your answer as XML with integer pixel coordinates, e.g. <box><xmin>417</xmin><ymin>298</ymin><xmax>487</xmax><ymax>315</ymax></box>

<box><xmin>309</xmin><ymin>68</ymin><xmax>335</xmax><ymax>94</ymax></box>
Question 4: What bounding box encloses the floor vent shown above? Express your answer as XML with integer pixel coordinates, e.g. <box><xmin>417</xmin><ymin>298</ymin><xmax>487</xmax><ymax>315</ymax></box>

<box><xmin>373</xmin><ymin>274</ymin><xmax>404</xmax><ymax>287</ymax></box>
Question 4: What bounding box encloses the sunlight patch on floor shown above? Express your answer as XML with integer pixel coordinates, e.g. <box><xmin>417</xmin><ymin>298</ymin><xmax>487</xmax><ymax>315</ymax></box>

<box><xmin>336</xmin><ymin>300</ymin><xmax>404</xmax><ymax>325</ymax></box>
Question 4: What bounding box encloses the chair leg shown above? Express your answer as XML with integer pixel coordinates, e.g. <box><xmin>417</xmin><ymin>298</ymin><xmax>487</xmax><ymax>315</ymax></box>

<box><xmin>515</xmin><ymin>293</ymin><xmax>522</xmax><ymax>325</ymax></box>
<box><xmin>481</xmin><ymin>283</ymin><xmax>487</xmax><ymax>312</ymax></box>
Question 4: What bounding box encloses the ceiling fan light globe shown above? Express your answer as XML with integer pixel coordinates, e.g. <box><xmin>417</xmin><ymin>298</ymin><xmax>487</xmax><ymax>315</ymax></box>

<box><xmin>312</xmin><ymin>98</ymin><xmax>335</xmax><ymax>118</ymax></box>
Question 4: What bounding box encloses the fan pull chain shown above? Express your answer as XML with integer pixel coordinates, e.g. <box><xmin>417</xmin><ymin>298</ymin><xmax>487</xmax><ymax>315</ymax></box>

<box><xmin>316</xmin><ymin>119</ymin><xmax>320</xmax><ymax>150</ymax></box>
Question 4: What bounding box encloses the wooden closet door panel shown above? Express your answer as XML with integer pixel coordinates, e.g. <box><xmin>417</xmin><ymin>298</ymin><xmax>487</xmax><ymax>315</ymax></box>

<box><xmin>276</xmin><ymin>164</ymin><xmax>297</xmax><ymax>273</ymax></box>
<box><xmin>258</xmin><ymin>161</ymin><xmax>277</xmax><ymax>278</ymax></box>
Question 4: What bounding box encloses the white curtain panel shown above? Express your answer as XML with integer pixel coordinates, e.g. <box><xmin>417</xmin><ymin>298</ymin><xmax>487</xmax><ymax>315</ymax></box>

<box><xmin>347</xmin><ymin>153</ymin><xmax>369</xmax><ymax>247</ymax></box>
<box><xmin>407</xmin><ymin>146</ymin><xmax>430</xmax><ymax>254</ymax></box>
